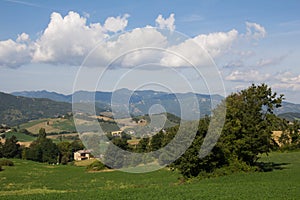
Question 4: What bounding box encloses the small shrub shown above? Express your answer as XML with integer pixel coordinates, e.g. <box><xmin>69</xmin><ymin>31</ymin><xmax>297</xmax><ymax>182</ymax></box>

<box><xmin>0</xmin><ymin>159</ymin><xmax>14</xmax><ymax>166</ymax></box>
<box><xmin>86</xmin><ymin>160</ymin><xmax>106</xmax><ymax>171</ymax></box>
<box><xmin>0</xmin><ymin>165</ymin><xmax>2</xmax><ymax>171</ymax></box>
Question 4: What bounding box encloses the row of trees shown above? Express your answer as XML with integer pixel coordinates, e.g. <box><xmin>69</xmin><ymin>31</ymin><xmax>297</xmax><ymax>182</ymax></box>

<box><xmin>0</xmin><ymin>128</ymin><xmax>84</xmax><ymax>164</ymax></box>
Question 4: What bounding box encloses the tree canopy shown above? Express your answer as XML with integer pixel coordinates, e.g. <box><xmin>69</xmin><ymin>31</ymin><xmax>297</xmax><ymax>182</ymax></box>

<box><xmin>222</xmin><ymin>83</ymin><xmax>283</xmax><ymax>165</ymax></box>
<box><xmin>0</xmin><ymin>135</ymin><xmax>21</xmax><ymax>158</ymax></box>
<box><xmin>25</xmin><ymin>128</ymin><xmax>59</xmax><ymax>163</ymax></box>
<box><xmin>171</xmin><ymin>84</ymin><xmax>284</xmax><ymax>178</ymax></box>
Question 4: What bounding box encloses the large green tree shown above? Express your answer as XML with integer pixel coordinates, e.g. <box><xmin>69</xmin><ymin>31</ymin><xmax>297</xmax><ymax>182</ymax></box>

<box><xmin>172</xmin><ymin>84</ymin><xmax>283</xmax><ymax>178</ymax></box>
<box><xmin>222</xmin><ymin>84</ymin><xmax>283</xmax><ymax>165</ymax></box>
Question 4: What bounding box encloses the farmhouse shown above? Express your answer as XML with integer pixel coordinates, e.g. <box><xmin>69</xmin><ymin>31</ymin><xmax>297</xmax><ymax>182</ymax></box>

<box><xmin>74</xmin><ymin>150</ymin><xmax>92</xmax><ymax>161</ymax></box>
<box><xmin>138</xmin><ymin>119</ymin><xmax>146</xmax><ymax>125</ymax></box>
<box><xmin>111</xmin><ymin>130</ymin><xmax>122</xmax><ymax>137</ymax></box>
<box><xmin>272</xmin><ymin>130</ymin><xmax>299</xmax><ymax>147</ymax></box>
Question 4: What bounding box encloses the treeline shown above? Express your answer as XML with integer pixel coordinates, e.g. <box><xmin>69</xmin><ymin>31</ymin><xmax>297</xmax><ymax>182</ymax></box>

<box><xmin>0</xmin><ymin>128</ymin><xmax>84</xmax><ymax>164</ymax></box>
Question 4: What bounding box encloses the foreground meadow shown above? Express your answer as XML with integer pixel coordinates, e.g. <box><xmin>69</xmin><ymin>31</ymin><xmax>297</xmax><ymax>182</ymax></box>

<box><xmin>0</xmin><ymin>151</ymin><xmax>299</xmax><ymax>199</ymax></box>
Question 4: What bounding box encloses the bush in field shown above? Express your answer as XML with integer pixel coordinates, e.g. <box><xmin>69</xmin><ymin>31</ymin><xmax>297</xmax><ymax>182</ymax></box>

<box><xmin>0</xmin><ymin>159</ymin><xmax>14</xmax><ymax>171</ymax></box>
<box><xmin>86</xmin><ymin>160</ymin><xmax>106</xmax><ymax>171</ymax></box>
<box><xmin>0</xmin><ymin>159</ymin><xmax>14</xmax><ymax>166</ymax></box>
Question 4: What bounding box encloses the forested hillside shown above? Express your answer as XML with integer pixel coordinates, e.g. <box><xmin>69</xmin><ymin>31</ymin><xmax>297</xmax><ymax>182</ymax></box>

<box><xmin>0</xmin><ymin>92</ymin><xmax>71</xmax><ymax>126</ymax></box>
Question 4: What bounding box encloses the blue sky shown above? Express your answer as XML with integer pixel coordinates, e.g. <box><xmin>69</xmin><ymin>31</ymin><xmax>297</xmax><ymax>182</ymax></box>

<box><xmin>0</xmin><ymin>0</ymin><xmax>300</xmax><ymax>102</ymax></box>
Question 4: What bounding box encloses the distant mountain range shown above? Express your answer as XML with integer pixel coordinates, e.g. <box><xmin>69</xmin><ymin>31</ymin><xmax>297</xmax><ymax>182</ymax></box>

<box><xmin>0</xmin><ymin>92</ymin><xmax>71</xmax><ymax>126</ymax></box>
<box><xmin>12</xmin><ymin>90</ymin><xmax>72</xmax><ymax>103</ymax></box>
<box><xmin>12</xmin><ymin>89</ymin><xmax>224</xmax><ymax>120</ymax></box>
<box><xmin>7</xmin><ymin>89</ymin><xmax>300</xmax><ymax>125</ymax></box>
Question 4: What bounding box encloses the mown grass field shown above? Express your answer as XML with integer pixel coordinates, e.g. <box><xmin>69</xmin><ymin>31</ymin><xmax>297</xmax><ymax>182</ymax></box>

<box><xmin>4</xmin><ymin>132</ymin><xmax>36</xmax><ymax>142</ymax></box>
<box><xmin>18</xmin><ymin>118</ymin><xmax>76</xmax><ymax>134</ymax></box>
<box><xmin>0</xmin><ymin>151</ymin><xmax>299</xmax><ymax>199</ymax></box>
<box><xmin>4</xmin><ymin>132</ymin><xmax>78</xmax><ymax>145</ymax></box>
<box><xmin>17</xmin><ymin>117</ymin><xmax>121</xmax><ymax>134</ymax></box>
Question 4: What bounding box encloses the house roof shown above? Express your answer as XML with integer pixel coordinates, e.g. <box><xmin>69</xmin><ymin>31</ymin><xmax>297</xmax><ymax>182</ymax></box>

<box><xmin>75</xmin><ymin>150</ymin><xmax>92</xmax><ymax>154</ymax></box>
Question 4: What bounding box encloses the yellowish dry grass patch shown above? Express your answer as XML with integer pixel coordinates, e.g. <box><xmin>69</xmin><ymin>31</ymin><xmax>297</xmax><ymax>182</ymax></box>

<box><xmin>0</xmin><ymin>188</ymin><xmax>69</xmax><ymax>196</ymax></box>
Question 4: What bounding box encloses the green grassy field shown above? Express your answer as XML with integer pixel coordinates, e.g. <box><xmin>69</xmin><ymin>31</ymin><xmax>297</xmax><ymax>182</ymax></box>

<box><xmin>18</xmin><ymin>119</ymin><xmax>48</xmax><ymax>130</ymax></box>
<box><xmin>51</xmin><ymin>118</ymin><xmax>76</xmax><ymax>133</ymax></box>
<box><xmin>17</xmin><ymin>117</ymin><xmax>121</xmax><ymax>134</ymax></box>
<box><xmin>18</xmin><ymin>118</ymin><xmax>75</xmax><ymax>134</ymax></box>
<box><xmin>4</xmin><ymin>132</ymin><xmax>77</xmax><ymax>144</ymax></box>
<box><xmin>4</xmin><ymin>132</ymin><xmax>36</xmax><ymax>142</ymax></box>
<box><xmin>0</xmin><ymin>151</ymin><xmax>299</xmax><ymax>199</ymax></box>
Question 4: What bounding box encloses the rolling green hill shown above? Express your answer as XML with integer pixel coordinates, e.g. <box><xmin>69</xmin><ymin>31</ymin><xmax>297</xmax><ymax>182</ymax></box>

<box><xmin>278</xmin><ymin>112</ymin><xmax>300</xmax><ymax>122</ymax></box>
<box><xmin>275</xmin><ymin>101</ymin><xmax>300</xmax><ymax>114</ymax></box>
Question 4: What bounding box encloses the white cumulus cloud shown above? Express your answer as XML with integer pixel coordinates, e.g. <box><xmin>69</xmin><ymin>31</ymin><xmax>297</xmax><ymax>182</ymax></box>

<box><xmin>16</xmin><ymin>33</ymin><xmax>30</xmax><ymax>43</ymax></box>
<box><xmin>193</xmin><ymin>29</ymin><xmax>238</xmax><ymax>57</ymax></box>
<box><xmin>160</xmin><ymin>29</ymin><xmax>238</xmax><ymax>67</ymax></box>
<box><xmin>32</xmin><ymin>11</ymin><xmax>108</xmax><ymax>65</ymax></box>
<box><xmin>104</xmin><ymin>14</ymin><xmax>130</xmax><ymax>33</ymax></box>
<box><xmin>0</xmin><ymin>37</ymin><xmax>32</xmax><ymax>68</ymax></box>
<box><xmin>246</xmin><ymin>22</ymin><xmax>266</xmax><ymax>39</ymax></box>
<box><xmin>85</xmin><ymin>27</ymin><xmax>168</xmax><ymax>67</ymax></box>
<box><xmin>155</xmin><ymin>13</ymin><xmax>175</xmax><ymax>31</ymax></box>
